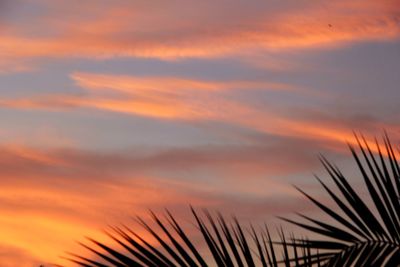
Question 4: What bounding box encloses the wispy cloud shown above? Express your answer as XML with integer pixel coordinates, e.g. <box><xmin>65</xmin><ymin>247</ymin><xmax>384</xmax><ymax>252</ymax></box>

<box><xmin>71</xmin><ymin>72</ymin><xmax>296</xmax><ymax>93</ymax></box>
<box><xmin>0</xmin><ymin>244</ymin><xmax>42</xmax><ymax>267</ymax></box>
<box><xmin>0</xmin><ymin>141</ymin><xmax>319</xmax><ymax>265</ymax></box>
<box><xmin>0</xmin><ymin>72</ymin><xmax>275</xmax><ymax>120</ymax></box>
<box><xmin>3</xmin><ymin>132</ymin><xmax>388</xmax><ymax>265</ymax></box>
<box><xmin>0</xmin><ymin>1</ymin><xmax>399</xmax><ymax>265</ymax></box>
<box><xmin>1</xmin><ymin>0</ymin><xmax>399</xmax><ymax>72</ymax></box>
<box><xmin>1</xmin><ymin>71</ymin><xmax>399</xmax><ymax>152</ymax></box>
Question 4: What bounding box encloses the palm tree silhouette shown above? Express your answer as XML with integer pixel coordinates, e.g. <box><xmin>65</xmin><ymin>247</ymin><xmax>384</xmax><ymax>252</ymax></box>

<box><xmin>67</xmin><ymin>134</ymin><xmax>400</xmax><ymax>266</ymax></box>
<box><xmin>281</xmin><ymin>134</ymin><xmax>400</xmax><ymax>265</ymax></box>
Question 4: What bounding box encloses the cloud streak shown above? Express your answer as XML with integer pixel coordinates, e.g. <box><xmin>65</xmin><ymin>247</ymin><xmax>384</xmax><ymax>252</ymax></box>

<box><xmin>0</xmin><ymin>141</ymin><xmax>321</xmax><ymax>265</ymax></box>
<box><xmin>1</xmin><ymin>0</ymin><xmax>399</xmax><ymax>72</ymax></box>
<box><xmin>1</xmin><ymin>71</ymin><xmax>399</xmax><ymax>153</ymax></box>
<box><xmin>0</xmin><ymin>1</ymin><xmax>399</xmax><ymax>266</ymax></box>
<box><xmin>71</xmin><ymin>72</ymin><xmax>297</xmax><ymax>93</ymax></box>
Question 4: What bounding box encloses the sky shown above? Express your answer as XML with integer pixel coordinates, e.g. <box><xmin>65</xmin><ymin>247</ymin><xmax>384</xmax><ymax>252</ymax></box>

<box><xmin>0</xmin><ymin>0</ymin><xmax>399</xmax><ymax>266</ymax></box>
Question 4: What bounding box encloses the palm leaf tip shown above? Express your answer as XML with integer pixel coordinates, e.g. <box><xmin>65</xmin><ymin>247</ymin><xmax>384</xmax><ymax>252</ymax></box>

<box><xmin>67</xmin><ymin>133</ymin><xmax>400</xmax><ymax>267</ymax></box>
<box><xmin>70</xmin><ymin>210</ymin><xmax>315</xmax><ymax>266</ymax></box>
<box><xmin>284</xmin><ymin>134</ymin><xmax>400</xmax><ymax>266</ymax></box>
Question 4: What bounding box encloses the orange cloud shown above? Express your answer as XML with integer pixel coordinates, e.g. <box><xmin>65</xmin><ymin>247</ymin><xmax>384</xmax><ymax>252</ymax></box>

<box><xmin>1</xmin><ymin>1</ymin><xmax>398</xmax><ymax>265</ymax></box>
<box><xmin>0</xmin><ymin>170</ymin><xmax>207</xmax><ymax>265</ymax></box>
<box><xmin>71</xmin><ymin>72</ymin><xmax>296</xmax><ymax>93</ymax></box>
<box><xmin>0</xmin><ymin>94</ymin><xmax>220</xmax><ymax>119</ymax></box>
<box><xmin>1</xmin><ymin>71</ymin><xmax>399</xmax><ymax>152</ymax></box>
<box><xmin>2</xmin><ymin>145</ymin><xmax>68</xmax><ymax>166</ymax></box>
<box><xmin>1</xmin><ymin>0</ymin><xmax>399</xmax><ymax>72</ymax></box>
<box><xmin>0</xmin><ymin>72</ymin><xmax>264</xmax><ymax>120</ymax></box>
<box><xmin>0</xmin><ymin>142</ymin><xmax>315</xmax><ymax>265</ymax></box>
<box><xmin>0</xmin><ymin>244</ymin><xmax>42</xmax><ymax>267</ymax></box>
<box><xmin>1</xmin><ymin>137</ymin><xmax>393</xmax><ymax>265</ymax></box>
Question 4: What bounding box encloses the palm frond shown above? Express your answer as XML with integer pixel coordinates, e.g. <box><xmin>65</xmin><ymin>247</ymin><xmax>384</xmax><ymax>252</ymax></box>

<box><xmin>283</xmin><ymin>134</ymin><xmax>400</xmax><ymax>266</ymax></box>
<box><xmin>67</xmin><ymin>133</ymin><xmax>400</xmax><ymax>266</ymax></box>
<box><xmin>69</xmin><ymin>209</ymin><xmax>315</xmax><ymax>266</ymax></box>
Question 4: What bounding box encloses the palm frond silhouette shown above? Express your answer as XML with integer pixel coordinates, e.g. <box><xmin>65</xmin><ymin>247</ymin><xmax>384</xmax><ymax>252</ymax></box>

<box><xmin>68</xmin><ymin>134</ymin><xmax>400</xmax><ymax>266</ymax></box>
<box><xmin>67</xmin><ymin>209</ymin><xmax>316</xmax><ymax>266</ymax></box>
<box><xmin>281</xmin><ymin>134</ymin><xmax>400</xmax><ymax>266</ymax></box>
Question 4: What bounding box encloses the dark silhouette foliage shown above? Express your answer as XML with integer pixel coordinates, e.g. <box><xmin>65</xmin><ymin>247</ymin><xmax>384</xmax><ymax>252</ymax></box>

<box><xmin>281</xmin><ymin>134</ymin><xmax>400</xmax><ymax>266</ymax></box>
<box><xmin>66</xmin><ymin>209</ymin><xmax>317</xmax><ymax>266</ymax></box>
<box><xmin>68</xmin><ymin>134</ymin><xmax>400</xmax><ymax>266</ymax></box>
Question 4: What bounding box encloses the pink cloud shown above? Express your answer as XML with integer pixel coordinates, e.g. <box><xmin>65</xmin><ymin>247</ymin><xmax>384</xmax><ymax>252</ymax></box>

<box><xmin>0</xmin><ymin>142</ymin><xmax>319</xmax><ymax>265</ymax></box>
<box><xmin>1</xmin><ymin>71</ymin><xmax>400</xmax><ymax>153</ymax></box>
<box><xmin>1</xmin><ymin>0</ymin><xmax>399</xmax><ymax>72</ymax></box>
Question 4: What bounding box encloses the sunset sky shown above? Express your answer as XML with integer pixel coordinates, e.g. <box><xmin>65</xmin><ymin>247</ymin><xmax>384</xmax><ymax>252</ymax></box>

<box><xmin>0</xmin><ymin>0</ymin><xmax>399</xmax><ymax>266</ymax></box>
